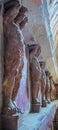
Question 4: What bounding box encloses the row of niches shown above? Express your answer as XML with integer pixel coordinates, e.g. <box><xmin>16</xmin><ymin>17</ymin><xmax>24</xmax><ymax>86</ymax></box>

<box><xmin>1</xmin><ymin>0</ymin><xmax>56</xmax><ymax>117</ymax></box>
<box><xmin>47</xmin><ymin>0</ymin><xmax>58</xmax><ymax>49</ymax></box>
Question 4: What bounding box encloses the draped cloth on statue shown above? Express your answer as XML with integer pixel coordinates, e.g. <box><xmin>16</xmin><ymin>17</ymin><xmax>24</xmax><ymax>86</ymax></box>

<box><xmin>15</xmin><ymin>45</ymin><xmax>31</xmax><ymax>113</ymax></box>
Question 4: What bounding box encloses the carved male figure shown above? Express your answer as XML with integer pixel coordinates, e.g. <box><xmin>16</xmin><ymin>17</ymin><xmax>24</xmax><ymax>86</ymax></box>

<box><xmin>45</xmin><ymin>70</ymin><xmax>51</xmax><ymax>103</ymax></box>
<box><xmin>39</xmin><ymin>60</ymin><xmax>47</xmax><ymax>107</ymax></box>
<box><xmin>50</xmin><ymin>76</ymin><xmax>56</xmax><ymax>101</ymax></box>
<box><xmin>2</xmin><ymin>0</ymin><xmax>28</xmax><ymax>114</ymax></box>
<box><xmin>29</xmin><ymin>44</ymin><xmax>42</xmax><ymax>112</ymax></box>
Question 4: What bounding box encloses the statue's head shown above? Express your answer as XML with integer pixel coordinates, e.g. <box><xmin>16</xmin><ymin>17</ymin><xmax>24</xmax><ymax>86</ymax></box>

<box><xmin>45</xmin><ymin>70</ymin><xmax>50</xmax><ymax>77</ymax></box>
<box><xmin>4</xmin><ymin>0</ymin><xmax>28</xmax><ymax>29</ymax></box>
<box><xmin>49</xmin><ymin>75</ymin><xmax>55</xmax><ymax>84</ymax></box>
<box><xmin>28</xmin><ymin>44</ymin><xmax>41</xmax><ymax>56</ymax></box>
<box><xmin>35</xmin><ymin>45</ymin><xmax>41</xmax><ymax>56</ymax></box>
<box><xmin>4</xmin><ymin>0</ymin><xmax>20</xmax><ymax>23</ymax></box>
<box><xmin>38</xmin><ymin>54</ymin><xmax>46</xmax><ymax>69</ymax></box>
<box><xmin>14</xmin><ymin>5</ymin><xmax>28</xmax><ymax>29</ymax></box>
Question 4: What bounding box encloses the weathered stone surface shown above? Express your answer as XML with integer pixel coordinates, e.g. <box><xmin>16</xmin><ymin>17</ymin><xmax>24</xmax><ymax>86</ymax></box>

<box><xmin>2</xmin><ymin>113</ymin><xmax>22</xmax><ymax>130</ymax></box>
<box><xmin>18</xmin><ymin>101</ymin><xmax>57</xmax><ymax>130</ymax></box>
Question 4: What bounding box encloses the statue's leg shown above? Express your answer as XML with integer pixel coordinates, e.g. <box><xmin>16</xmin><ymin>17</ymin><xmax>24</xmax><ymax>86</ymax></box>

<box><xmin>41</xmin><ymin>85</ymin><xmax>47</xmax><ymax>107</ymax></box>
<box><xmin>31</xmin><ymin>83</ymin><xmax>39</xmax><ymax>104</ymax></box>
<box><xmin>31</xmin><ymin>82</ymin><xmax>41</xmax><ymax>112</ymax></box>
<box><xmin>47</xmin><ymin>89</ymin><xmax>51</xmax><ymax>103</ymax></box>
<box><xmin>2</xmin><ymin>78</ymin><xmax>19</xmax><ymax>115</ymax></box>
